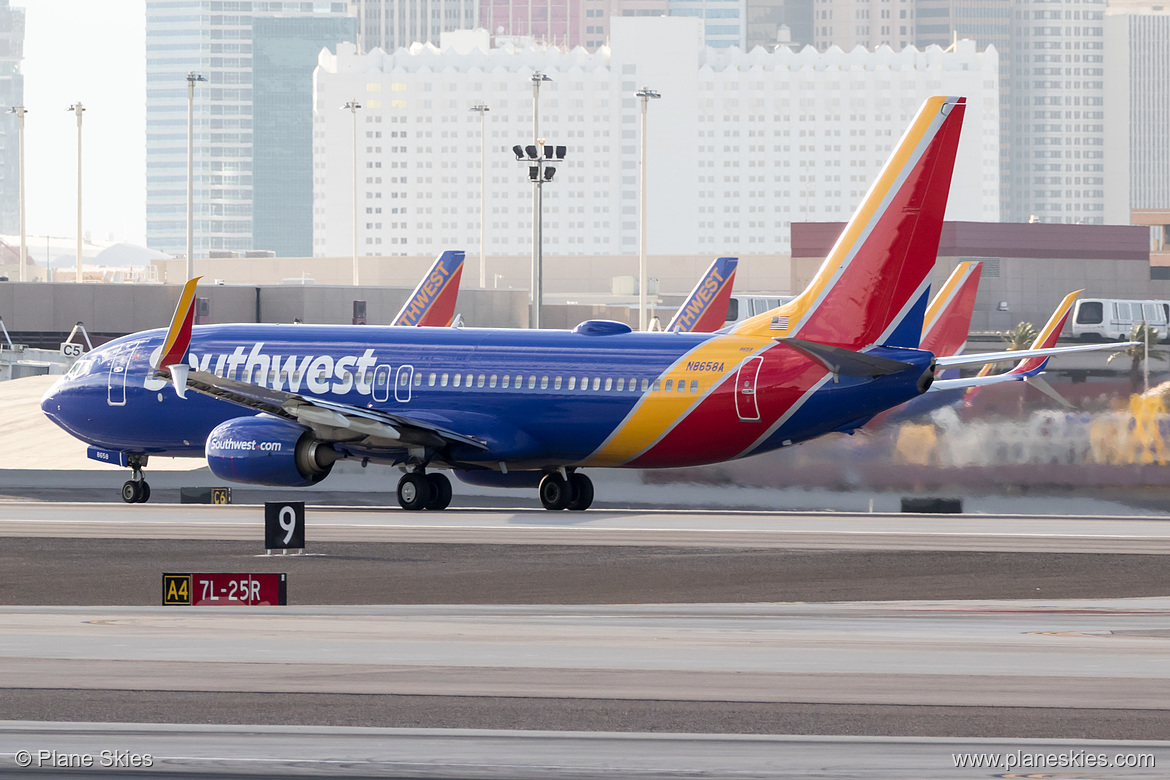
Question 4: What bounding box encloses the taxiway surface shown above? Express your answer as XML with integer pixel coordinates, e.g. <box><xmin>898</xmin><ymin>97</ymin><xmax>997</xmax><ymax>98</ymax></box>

<box><xmin>3</xmin><ymin>501</ymin><xmax>1170</xmax><ymax>552</ymax></box>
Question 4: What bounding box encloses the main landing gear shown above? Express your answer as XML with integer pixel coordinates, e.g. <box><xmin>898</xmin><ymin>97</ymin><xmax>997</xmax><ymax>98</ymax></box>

<box><xmin>121</xmin><ymin>454</ymin><xmax>151</xmax><ymax>504</ymax></box>
<box><xmin>396</xmin><ymin>470</ymin><xmax>453</xmax><ymax>511</ymax></box>
<box><xmin>539</xmin><ymin>471</ymin><xmax>593</xmax><ymax>511</ymax></box>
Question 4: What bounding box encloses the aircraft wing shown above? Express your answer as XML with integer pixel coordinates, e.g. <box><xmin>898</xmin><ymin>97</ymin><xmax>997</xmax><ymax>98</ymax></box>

<box><xmin>934</xmin><ymin>341</ymin><xmax>1135</xmax><ymax>370</ymax></box>
<box><xmin>179</xmin><ymin>369</ymin><xmax>488</xmax><ymax>451</ymax></box>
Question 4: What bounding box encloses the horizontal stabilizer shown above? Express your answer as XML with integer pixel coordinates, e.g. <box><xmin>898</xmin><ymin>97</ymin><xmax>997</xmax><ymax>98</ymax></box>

<box><xmin>929</xmin><ymin>374</ymin><xmax>1026</xmax><ymax>392</ymax></box>
<box><xmin>774</xmin><ymin>337</ymin><xmax>913</xmax><ymax>378</ymax></box>
<box><xmin>1026</xmin><ymin>375</ymin><xmax>1073</xmax><ymax>408</ymax></box>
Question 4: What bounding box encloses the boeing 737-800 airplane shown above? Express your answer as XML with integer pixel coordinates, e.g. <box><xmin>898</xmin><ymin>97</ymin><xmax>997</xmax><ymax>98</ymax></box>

<box><xmin>41</xmin><ymin>96</ymin><xmax>1121</xmax><ymax>510</ymax></box>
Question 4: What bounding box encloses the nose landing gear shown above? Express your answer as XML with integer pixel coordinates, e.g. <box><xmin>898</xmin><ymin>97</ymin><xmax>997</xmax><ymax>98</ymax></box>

<box><xmin>121</xmin><ymin>454</ymin><xmax>151</xmax><ymax>504</ymax></box>
<box><xmin>396</xmin><ymin>470</ymin><xmax>453</xmax><ymax>511</ymax></box>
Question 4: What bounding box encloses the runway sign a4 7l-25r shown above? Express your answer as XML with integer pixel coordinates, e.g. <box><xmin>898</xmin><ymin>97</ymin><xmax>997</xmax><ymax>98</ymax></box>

<box><xmin>163</xmin><ymin>573</ymin><xmax>287</xmax><ymax>606</ymax></box>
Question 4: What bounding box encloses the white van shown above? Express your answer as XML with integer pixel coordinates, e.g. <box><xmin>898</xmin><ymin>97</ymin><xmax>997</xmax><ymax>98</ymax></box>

<box><xmin>724</xmin><ymin>294</ymin><xmax>795</xmax><ymax>327</ymax></box>
<box><xmin>1071</xmin><ymin>298</ymin><xmax>1169</xmax><ymax>341</ymax></box>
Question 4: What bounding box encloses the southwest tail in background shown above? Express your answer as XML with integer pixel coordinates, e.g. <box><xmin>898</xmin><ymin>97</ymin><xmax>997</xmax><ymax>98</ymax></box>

<box><xmin>392</xmin><ymin>250</ymin><xmax>466</xmax><ymax>327</ymax></box>
<box><xmin>733</xmin><ymin>96</ymin><xmax>967</xmax><ymax>348</ymax></box>
<box><xmin>920</xmin><ymin>260</ymin><xmax>983</xmax><ymax>358</ymax></box>
<box><xmin>666</xmin><ymin>256</ymin><xmax>738</xmax><ymax>333</ymax></box>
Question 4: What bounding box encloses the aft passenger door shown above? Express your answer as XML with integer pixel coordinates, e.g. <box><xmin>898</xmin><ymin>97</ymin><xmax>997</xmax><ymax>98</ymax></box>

<box><xmin>734</xmin><ymin>356</ymin><xmax>762</xmax><ymax>422</ymax></box>
<box><xmin>106</xmin><ymin>340</ymin><xmax>138</xmax><ymax>407</ymax></box>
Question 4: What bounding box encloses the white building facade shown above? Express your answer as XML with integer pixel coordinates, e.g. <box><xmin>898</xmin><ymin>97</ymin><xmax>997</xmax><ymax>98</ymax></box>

<box><xmin>312</xmin><ymin>17</ymin><xmax>998</xmax><ymax>262</ymax></box>
<box><xmin>1008</xmin><ymin>0</ymin><xmax>1107</xmax><ymax>224</ymax></box>
<box><xmin>1104</xmin><ymin>0</ymin><xmax>1170</xmax><ymax>223</ymax></box>
<box><xmin>145</xmin><ymin>0</ymin><xmax>352</xmax><ymax>258</ymax></box>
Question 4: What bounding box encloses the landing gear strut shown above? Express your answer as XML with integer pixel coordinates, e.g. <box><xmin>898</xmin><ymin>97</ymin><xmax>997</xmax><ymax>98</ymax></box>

<box><xmin>121</xmin><ymin>454</ymin><xmax>151</xmax><ymax>504</ymax></box>
<box><xmin>396</xmin><ymin>470</ymin><xmax>452</xmax><ymax>511</ymax></box>
<box><xmin>539</xmin><ymin>471</ymin><xmax>593</xmax><ymax>511</ymax></box>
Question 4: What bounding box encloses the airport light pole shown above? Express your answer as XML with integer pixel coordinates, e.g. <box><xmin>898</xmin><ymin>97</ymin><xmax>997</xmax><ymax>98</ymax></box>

<box><xmin>7</xmin><ymin>106</ymin><xmax>27</xmax><ymax>282</ymax></box>
<box><xmin>512</xmin><ymin>140</ymin><xmax>566</xmax><ymax>329</ymax></box>
<box><xmin>343</xmin><ymin>99</ymin><xmax>362</xmax><ymax>287</ymax></box>
<box><xmin>470</xmin><ymin>103</ymin><xmax>490</xmax><ymax>288</ymax></box>
<box><xmin>636</xmin><ymin>87</ymin><xmax>661</xmax><ymax>331</ymax></box>
<box><xmin>528</xmin><ymin>72</ymin><xmax>552</xmax><ymax>329</ymax></box>
<box><xmin>68</xmin><ymin>102</ymin><xmax>85</xmax><ymax>283</ymax></box>
<box><xmin>186</xmin><ymin>72</ymin><xmax>206</xmax><ymax>280</ymax></box>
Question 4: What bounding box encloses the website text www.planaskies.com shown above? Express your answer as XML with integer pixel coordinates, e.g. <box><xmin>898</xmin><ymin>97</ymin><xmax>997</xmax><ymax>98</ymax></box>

<box><xmin>953</xmin><ymin>750</ymin><xmax>1155</xmax><ymax>770</ymax></box>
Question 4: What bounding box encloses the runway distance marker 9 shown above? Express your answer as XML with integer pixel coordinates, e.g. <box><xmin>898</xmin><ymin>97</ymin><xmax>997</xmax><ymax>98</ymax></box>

<box><xmin>162</xmin><ymin>573</ymin><xmax>287</xmax><ymax>606</ymax></box>
<box><xmin>265</xmin><ymin>501</ymin><xmax>305</xmax><ymax>553</ymax></box>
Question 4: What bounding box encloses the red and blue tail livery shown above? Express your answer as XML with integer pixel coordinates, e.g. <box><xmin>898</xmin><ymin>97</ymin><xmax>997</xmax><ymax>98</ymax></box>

<box><xmin>41</xmin><ymin>96</ymin><xmax>1116</xmax><ymax>510</ymax></box>
<box><xmin>920</xmin><ymin>261</ymin><xmax>982</xmax><ymax>358</ymax></box>
<box><xmin>666</xmin><ymin>257</ymin><xmax>738</xmax><ymax>333</ymax></box>
<box><xmin>392</xmin><ymin>250</ymin><xmax>465</xmax><ymax>327</ymax></box>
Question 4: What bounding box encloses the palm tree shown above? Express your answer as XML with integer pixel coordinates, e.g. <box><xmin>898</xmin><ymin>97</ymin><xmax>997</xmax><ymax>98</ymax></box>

<box><xmin>992</xmin><ymin>321</ymin><xmax>1038</xmax><ymax>371</ymax></box>
<box><xmin>1108</xmin><ymin>322</ymin><xmax>1169</xmax><ymax>394</ymax></box>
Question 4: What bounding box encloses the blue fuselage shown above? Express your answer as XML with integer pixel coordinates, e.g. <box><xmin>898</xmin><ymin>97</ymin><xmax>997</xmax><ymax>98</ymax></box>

<box><xmin>42</xmin><ymin>323</ymin><xmax>934</xmax><ymax>471</ymax></box>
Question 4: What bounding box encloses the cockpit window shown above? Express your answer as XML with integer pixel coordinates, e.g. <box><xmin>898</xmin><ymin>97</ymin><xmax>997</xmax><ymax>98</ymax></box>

<box><xmin>66</xmin><ymin>359</ymin><xmax>94</xmax><ymax>379</ymax></box>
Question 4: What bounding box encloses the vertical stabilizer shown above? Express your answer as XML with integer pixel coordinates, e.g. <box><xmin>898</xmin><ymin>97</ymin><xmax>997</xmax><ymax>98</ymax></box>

<box><xmin>732</xmin><ymin>96</ymin><xmax>967</xmax><ymax>348</ymax></box>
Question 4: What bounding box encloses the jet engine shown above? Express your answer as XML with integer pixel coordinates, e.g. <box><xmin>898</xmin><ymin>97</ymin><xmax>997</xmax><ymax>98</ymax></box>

<box><xmin>205</xmin><ymin>416</ymin><xmax>339</xmax><ymax>487</ymax></box>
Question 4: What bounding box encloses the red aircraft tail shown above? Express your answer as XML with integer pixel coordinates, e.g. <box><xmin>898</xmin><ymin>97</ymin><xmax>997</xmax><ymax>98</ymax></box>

<box><xmin>733</xmin><ymin>96</ymin><xmax>967</xmax><ymax>349</ymax></box>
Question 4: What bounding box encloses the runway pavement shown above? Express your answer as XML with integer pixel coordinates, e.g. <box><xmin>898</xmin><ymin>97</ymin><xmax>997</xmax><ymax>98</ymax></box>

<box><xmin>3</xmin><ymin>501</ymin><xmax>1169</xmax><ymax>774</ymax></box>
<box><xmin>2</xmin><ymin>600</ymin><xmax>1169</xmax><ymax>743</ymax></box>
<box><xmin>1</xmin><ymin>722</ymin><xmax>1166</xmax><ymax>778</ymax></box>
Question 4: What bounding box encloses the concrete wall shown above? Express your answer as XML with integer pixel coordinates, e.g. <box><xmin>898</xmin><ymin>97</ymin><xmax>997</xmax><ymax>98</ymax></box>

<box><xmin>153</xmin><ymin>254</ymin><xmax>793</xmax><ymax>297</ymax></box>
<box><xmin>0</xmin><ymin>282</ymin><xmax>528</xmax><ymax>346</ymax></box>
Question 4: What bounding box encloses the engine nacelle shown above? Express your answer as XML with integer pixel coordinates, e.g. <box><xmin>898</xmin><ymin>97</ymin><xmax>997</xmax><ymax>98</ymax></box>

<box><xmin>205</xmin><ymin>416</ymin><xmax>339</xmax><ymax>487</ymax></box>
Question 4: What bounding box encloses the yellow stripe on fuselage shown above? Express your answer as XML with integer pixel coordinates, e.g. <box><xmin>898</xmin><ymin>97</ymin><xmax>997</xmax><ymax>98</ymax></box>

<box><xmin>731</xmin><ymin>96</ymin><xmax>948</xmax><ymax>341</ymax></box>
<box><xmin>582</xmin><ymin>333</ymin><xmax>769</xmax><ymax>466</ymax></box>
<box><xmin>922</xmin><ymin>261</ymin><xmax>976</xmax><ymax>339</ymax></box>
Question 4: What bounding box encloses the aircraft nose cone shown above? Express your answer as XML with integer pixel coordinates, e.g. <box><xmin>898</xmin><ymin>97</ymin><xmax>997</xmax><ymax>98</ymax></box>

<box><xmin>40</xmin><ymin>375</ymin><xmax>69</xmax><ymax>427</ymax></box>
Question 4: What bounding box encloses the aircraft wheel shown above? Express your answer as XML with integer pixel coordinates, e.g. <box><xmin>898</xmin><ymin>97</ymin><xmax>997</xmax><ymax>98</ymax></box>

<box><xmin>567</xmin><ymin>473</ymin><xmax>594</xmax><ymax>511</ymax></box>
<box><xmin>397</xmin><ymin>472</ymin><xmax>429</xmax><ymax>511</ymax></box>
<box><xmin>425</xmin><ymin>473</ymin><xmax>453</xmax><ymax>511</ymax></box>
<box><xmin>136</xmin><ymin>481</ymin><xmax>152</xmax><ymax>503</ymax></box>
<box><xmin>121</xmin><ymin>481</ymin><xmax>141</xmax><ymax>504</ymax></box>
<box><xmin>539</xmin><ymin>473</ymin><xmax>571</xmax><ymax>511</ymax></box>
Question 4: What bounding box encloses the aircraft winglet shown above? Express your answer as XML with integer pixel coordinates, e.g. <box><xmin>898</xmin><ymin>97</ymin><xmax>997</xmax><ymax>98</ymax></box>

<box><xmin>151</xmin><ymin>276</ymin><xmax>201</xmax><ymax>398</ymax></box>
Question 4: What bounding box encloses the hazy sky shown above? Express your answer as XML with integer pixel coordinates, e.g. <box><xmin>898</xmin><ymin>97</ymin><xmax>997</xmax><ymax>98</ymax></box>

<box><xmin>14</xmin><ymin>0</ymin><xmax>146</xmax><ymax>245</ymax></box>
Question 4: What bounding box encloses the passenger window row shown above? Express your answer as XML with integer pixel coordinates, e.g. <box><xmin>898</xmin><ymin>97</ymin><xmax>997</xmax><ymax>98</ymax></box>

<box><xmin>221</xmin><ymin>365</ymin><xmax>704</xmax><ymax>397</ymax></box>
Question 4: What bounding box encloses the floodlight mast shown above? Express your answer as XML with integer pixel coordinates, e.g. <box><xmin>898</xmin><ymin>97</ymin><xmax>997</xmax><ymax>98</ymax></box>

<box><xmin>470</xmin><ymin>103</ymin><xmax>490</xmax><ymax>287</ymax></box>
<box><xmin>343</xmin><ymin>99</ymin><xmax>363</xmax><ymax>286</ymax></box>
<box><xmin>68</xmin><ymin>102</ymin><xmax>85</xmax><ymax>283</ymax></box>
<box><xmin>7</xmin><ymin>106</ymin><xmax>27</xmax><ymax>282</ymax></box>
<box><xmin>636</xmin><ymin>87</ymin><xmax>661</xmax><ymax>331</ymax></box>
<box><xmin>186</xmin><ymin>72</ymin><xmax>206</xmax><ymax>280</ymax></box>
<box><xmin>529</xmin><ymin>71</ymin><xmax>552</xmax><ymax>329</ymax></box>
